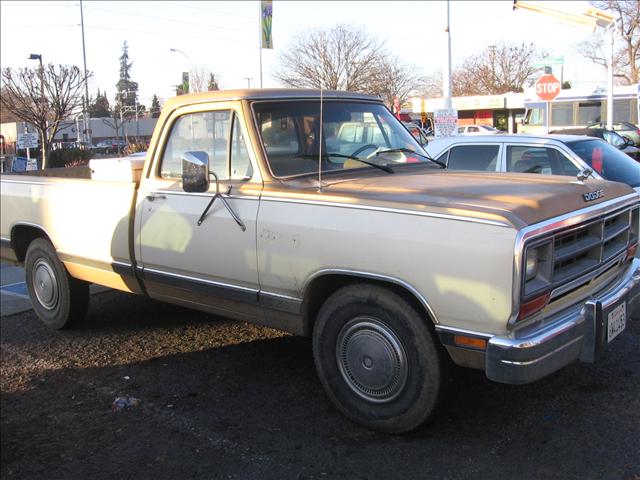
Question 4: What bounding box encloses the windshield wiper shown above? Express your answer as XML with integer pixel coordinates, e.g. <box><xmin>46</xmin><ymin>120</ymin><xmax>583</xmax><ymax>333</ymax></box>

<box><xmin>374</xmin><ymin>148</ymin><xmax>446</xmax><ymax>168</ymax></box>
<box><xmin>297</xmin><ymin>153</ymin><xmax>394</xmax><ymax>173</ymax></box>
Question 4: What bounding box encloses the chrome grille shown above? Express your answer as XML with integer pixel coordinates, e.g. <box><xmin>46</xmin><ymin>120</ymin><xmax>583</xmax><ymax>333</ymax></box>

<box><xmin>552</xmin><ymin>208</ymin><xmax>634</xmax><ymax>285</ymax></box>
<box><xmin>523</xmin><ymin>205</ymin><xmax>639</xmax><ymax>300</ymax></box>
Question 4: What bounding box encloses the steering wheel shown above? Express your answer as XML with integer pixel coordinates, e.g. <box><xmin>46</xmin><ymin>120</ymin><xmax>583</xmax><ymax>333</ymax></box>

<box><xmin>350</xmin><ymin>144</ymin><xmax>379</xmax><ymax>157</ymax></box>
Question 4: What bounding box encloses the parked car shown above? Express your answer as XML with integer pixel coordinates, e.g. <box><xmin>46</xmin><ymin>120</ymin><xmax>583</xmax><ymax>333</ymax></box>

<box><xmin>402</xmin><ymin>122</ymin><xmax>430</xmax><ymax>146</ymax></box>
<box><xmin>424</xmin><ymin>134</ymin><xmax>640</xmax><ymax>194</ymax></box>
<box><xmin>457</xmin><ymin>124</ymin><xmax>503</xmax><ymax>135</ymax></box>
<box><xmin>588</xmin><ymin>121</ymin><xmax>640</xmax><ymax>147</ymax></box>
<box><xmin>550</xmin><ymin>127</ymin><xmax>640</xmax><ymax>161</ymax></box>
<box><xmin>93</xmin><ymin>139</ymin><xmax>127</xmax><ymax>155</ymax></box>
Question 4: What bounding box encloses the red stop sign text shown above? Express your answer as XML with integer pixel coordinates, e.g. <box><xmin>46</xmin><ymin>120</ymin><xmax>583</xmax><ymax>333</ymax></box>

<box><xmin>535</xmin><ymin>74</ymin><xmax>561</xmax><ymax>101</ymax></box>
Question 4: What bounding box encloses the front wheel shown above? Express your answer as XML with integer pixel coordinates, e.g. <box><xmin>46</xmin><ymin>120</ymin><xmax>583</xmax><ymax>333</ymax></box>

<box><xmin>25</xmin><ymin>238</ymin><xmax>89</xmax><ymax>329</ymax></box>
<box><xmin>312</xmin><ymin>283</ymin><xmax>448</xmax><ymax>433</ymax></box>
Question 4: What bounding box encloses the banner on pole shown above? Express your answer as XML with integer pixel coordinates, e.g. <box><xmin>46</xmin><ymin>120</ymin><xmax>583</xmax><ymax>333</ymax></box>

<box><xmin>261</xmin><ymin>0</ymin><xmax>273</xmax><ymax>49</ymax></box>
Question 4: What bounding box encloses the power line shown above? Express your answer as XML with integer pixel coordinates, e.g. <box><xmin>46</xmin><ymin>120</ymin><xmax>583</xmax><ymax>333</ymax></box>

<box><xmin>164</xmin><ymin>1</ymin><xmax>255</xmax><ymax>20</ymax></box>
<box><xmin>84</xmin><ymin>24</ymin><xmax>256</xmax><ymax>43</ymax></box>
<box><xmin>82</xmin><ymin>5</ymin><xmax>255</xmax><ymax>34</ymax></box>
<box><xmin>1</xmin><ymin>24</ymin><xmax>79</xmax><ymax>28</ymax></box>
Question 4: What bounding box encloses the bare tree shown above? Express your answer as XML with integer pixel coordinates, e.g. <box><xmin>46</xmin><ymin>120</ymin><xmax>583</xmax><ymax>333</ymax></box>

<box><xmin>452</xmin><ymin>42</ymin><xmax>543</xmax><ymax>96</ymax></box>
<box><xmin>419</xmin><ymin>71</ymin><xmax>444</xmax><ymax>99</ymax></box>
<box><xmin>369</xmin><ymin>55</ymin><xmax>424</xmax><ymax>108</ymax></box>
<box><xmin>0</xmin><ymin>88</ymin><xmax>22</xmax><ymax>123</ymax></box>
<box><xmin>275</xmin><ymin>24</ymin><xmax>384</xmax><ymax>91</ymax></box>
<box><xmin>101</xmin><ymin>116</ymin><xmax>124</xmax><ymax>146</ymax></box>
<box><xmin>1</xmin><ymin>64</ymin><xmax>87</xmax><ymax>168</ymax></box>
<box><xmin>189</xmin><ymin>66</ymin><xmax>222</xmax><ymax>92</ymax></box>
<box><xmin>576</xmin><ymin>0</ymin><xmax>639</xmax><ymax>85</ymax></box>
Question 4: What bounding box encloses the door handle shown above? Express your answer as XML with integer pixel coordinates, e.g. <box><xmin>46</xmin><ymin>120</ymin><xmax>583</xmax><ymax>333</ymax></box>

<box><xmin>146</xmin><ymin>194</ymin><xmax>166</xmax><ymax>201</ymax></box>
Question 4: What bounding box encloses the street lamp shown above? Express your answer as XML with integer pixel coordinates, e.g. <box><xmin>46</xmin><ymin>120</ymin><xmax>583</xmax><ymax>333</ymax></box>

<box><xmin>169</xmin><ymin>48</ymin><xmax>191</xmax><ymax>94</ymax></box>
<box><xmin>28</xmin><ymin>53</ymin><xmax>44</xmax><ymax>104</ymax></box>
<box><xmin>513</xmin><ymin>1</ymin><xmax>616</xmax><ymax>129</ymax></box>
<box><xmin>169</xmin><ymin>48</ymin><xmax>190</xmax><ymax>61</ymax></box>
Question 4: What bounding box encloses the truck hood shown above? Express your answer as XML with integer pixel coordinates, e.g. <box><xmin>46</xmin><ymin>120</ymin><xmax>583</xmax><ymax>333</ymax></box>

<box><xmin>278</xmin><ymin>169</ymin><xmax>635</xmax><ymax>229</ymax></box>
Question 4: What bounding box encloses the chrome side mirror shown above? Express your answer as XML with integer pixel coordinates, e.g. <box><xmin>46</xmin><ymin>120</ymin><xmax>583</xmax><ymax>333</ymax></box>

<box><xmin>182</xmin><ymin>151</ymin><xmax>210</xmax><ymax>193</ymax></box>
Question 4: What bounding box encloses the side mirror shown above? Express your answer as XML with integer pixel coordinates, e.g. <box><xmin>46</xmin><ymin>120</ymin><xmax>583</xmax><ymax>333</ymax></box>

<box><xmin>182</xmin><ymin>151</ymin><xmax>210</xmax><ymax>193</ymax></box>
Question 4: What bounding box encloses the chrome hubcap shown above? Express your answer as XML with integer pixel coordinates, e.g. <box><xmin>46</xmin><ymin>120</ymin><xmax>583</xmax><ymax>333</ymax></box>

<box><xmin>336</xmin><ymin>317</ymin><xmax>408</xmax><ymax>403</ymax></box>
<box><xmin>32</xmin><ymin>259</ymin><xmax>58</xmax><ymax>310</ymax></box>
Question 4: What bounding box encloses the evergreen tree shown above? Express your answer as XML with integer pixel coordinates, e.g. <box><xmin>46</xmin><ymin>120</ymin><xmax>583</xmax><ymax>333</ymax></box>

<box><xmin>150</xmin><ymin>94</ymin><xmax>161</xmax><ymax>118</ymax></box>
<box><xmin>115</xmin><ymin>41</ymin><xmax>139</xmax><ymax>118</ymax></box>
<box><xmin>88</xmin><ymin>89</ymin><xmax>111</xmax><ymax>118</ymax></box>
<box><xmin>207</xmin><ymin>73</ymin><xmax>220</xmax><ymax>91</ymax></box>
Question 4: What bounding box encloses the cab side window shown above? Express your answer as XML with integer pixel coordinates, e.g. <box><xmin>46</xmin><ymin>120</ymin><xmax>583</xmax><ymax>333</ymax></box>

<box><xmin>506</xmin><ymin>146</ymin><xmax>579</xmax><ymax>176</ymax></box>
<box><xmin>160</xmin><ymin>110</ymin><xmax>232</xmax><ymax>180</ymax></box>
<box><xmin>446</xmin><ymin>145</ymin><xmax>499</xmax><ymax>171</ymax></box>
<box><xmin>230</xmin><ymin>115</ymin><xmax>253</xmax><ymax>180</ymax></box>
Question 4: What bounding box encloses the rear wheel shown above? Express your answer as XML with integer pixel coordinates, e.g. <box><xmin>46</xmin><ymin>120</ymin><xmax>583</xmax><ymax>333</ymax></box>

<box><xmin>25</xmin><ymin>238</ymin><xmax>89</xmax><ymax>329</ymax></box>
<box><xmin>312</xmin><ymin>283</ymin><xmax>448</xmax><ymax>433</ymax></box>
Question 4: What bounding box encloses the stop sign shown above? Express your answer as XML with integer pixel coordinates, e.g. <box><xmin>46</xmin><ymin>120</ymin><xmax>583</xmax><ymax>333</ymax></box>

<box><xmin>535</xmin><ymin>74</ymin><xmax>561</xmax><ymax>101</ymax></box>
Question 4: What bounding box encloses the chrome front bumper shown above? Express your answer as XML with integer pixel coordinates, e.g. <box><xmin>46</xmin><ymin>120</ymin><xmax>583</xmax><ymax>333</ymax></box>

<box><xmin>485</xmin><ymin>257</ymin><xmax>640</xmax><ymax>385</ymax></box>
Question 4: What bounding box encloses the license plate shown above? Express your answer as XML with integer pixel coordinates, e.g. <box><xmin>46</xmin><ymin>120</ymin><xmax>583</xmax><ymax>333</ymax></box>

<box><xmin>607</xmin><ymin>302</ymin><xmax>626</xmax><ymax>343</ymax></box>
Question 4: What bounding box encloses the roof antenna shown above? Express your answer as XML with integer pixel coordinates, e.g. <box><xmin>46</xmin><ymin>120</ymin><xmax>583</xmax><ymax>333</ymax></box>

<box><xmin>317</xmin><ymin>85</ymin><xmax>324</xmax><ymax>193</ymax></box>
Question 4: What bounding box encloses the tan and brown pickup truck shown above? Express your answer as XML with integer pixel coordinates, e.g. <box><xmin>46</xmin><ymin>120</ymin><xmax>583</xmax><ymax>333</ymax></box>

<box><xmin>2</xmin><ymin>89</ymin><xmax>639</xmax><ymax>433</ymax></box>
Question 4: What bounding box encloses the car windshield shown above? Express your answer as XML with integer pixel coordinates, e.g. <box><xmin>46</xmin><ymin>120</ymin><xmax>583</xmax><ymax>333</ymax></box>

<box><xmin>481</xmin><ymin>125</ymin><xmax>498</xmax><ymax>131</ymax></box>
<box><xmin>253</xmin><ymin>100</ymin><xmax>430</xmax><ymax>177</ymax></box>
<box><xmin>602</xmin><ymin>130</ymin><xmax>626</xmax><ymax>148</ymax></box>
<box><xmin>567</xmin><ymin>138</ymin><xmax>640</xmax><ymax>187</ymax></box>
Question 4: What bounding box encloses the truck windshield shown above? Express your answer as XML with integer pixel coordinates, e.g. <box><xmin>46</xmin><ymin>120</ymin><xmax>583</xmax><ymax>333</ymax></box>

<box><xmin>567</xmin><ymin>138</ymin><xmax>640</xmax><ymax>187</ymax></box>
<box><xmin>253</xmin><ymin>100</ymin><xmax>430</xmax><ymax>177</ymax></box>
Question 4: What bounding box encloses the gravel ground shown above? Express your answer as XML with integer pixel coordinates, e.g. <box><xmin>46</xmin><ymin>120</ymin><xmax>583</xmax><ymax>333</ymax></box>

<box><xmin>1</xmin><ymin>290</ymin><xmax>639</xmax><ymax>480</ymax></box>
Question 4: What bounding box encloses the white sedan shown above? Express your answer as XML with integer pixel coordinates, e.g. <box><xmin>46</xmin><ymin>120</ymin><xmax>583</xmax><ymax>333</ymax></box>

<box><xmin>457</xmin><ymin>124</ymin><xmax>502</xmax><ymax>135</ymax></box>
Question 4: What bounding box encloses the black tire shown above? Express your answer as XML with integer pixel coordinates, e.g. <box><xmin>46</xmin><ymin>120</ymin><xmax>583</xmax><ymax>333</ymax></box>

<box><xmin>25</xmin><ymin>238</ymin><xmax>89</xmax><ymax>329</ymax></box>
<box><xmin>312</xmin><ymin>283</ymin><xmax>447</xmax><ymax>433</ymax></box>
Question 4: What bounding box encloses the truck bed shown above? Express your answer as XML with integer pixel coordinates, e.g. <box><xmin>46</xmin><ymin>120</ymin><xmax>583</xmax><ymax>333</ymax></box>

<box><xmin>0</xmin><ymin>159</ymin><xmax>144</xmax><ymax>293</ymax></box>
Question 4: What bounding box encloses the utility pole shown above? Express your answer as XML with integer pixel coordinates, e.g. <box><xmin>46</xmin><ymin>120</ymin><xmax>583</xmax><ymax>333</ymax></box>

<box><xmin>80</xmin><ymin>0</ymin><xmax>91</xmax><ymax>145</ymax></box>
<box><xmin>28</xmin><ymin>53</ymin><xmax>45</xmax><ymax>167</ymax></box>
<box><xmin>488</xmin><ymin>45</ymin><xmax>497</xmax><ymax>87</ymax></box>
<box><xmin>606</xmin><ymin>22</ymin><xmax>615</xmax><ymax>130</ymax></box>
<box><xmin>258</xmin><ymin>1</ymin><xmax>263</xmax><ymax>88</ymax></box>
<box><xmin>443</xmin><ymin>0</ymin><xmax>453</xmax><ymax>109</ymax></box>
<box><xmin>243</xmin><ymin>77</ymin><xmax>253</xmax><ymax>88</ymax></box>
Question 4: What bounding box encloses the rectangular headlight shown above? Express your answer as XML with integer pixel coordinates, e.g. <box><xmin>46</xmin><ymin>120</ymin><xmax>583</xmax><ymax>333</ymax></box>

<box><xmin>522</xmin><ymin>240</ymin><xmax>553</xmax><ymax>299</ymax></box>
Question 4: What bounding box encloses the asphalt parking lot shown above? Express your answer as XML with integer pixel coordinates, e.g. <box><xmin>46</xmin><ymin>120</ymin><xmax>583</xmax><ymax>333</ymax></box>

<box><xmin>1</xmin><ymin>279</ymin><xmax>639</xmax><ymax>479</ymax></box>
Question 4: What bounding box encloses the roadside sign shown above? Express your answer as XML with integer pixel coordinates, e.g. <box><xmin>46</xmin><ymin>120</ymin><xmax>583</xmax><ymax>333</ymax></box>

<box><xmin>535</xmin><ymin>74</ymin><xmax>561</xmax><ymax>101</ymax></box>
<box><xmin>533</xmin><ymin>56</ymin><xmax>564</xmax><ymax>67</ymax></box>
<box><xmin>434</xmin><ymin>109</ymin><xmax>458</xmax><ymax>138</ymax></box>
<box><xmin>17</xmin><ymin>133</ymin><xmax>39</xmax><ymax>149</ymax></box>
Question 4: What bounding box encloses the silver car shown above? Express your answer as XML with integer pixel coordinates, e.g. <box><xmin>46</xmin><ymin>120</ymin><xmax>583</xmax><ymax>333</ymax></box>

<box><xmin>457</xmin><ymin>124</ymin><xmax>502</xmax><ymax>135</ymax></box>
<box><xmin>425</xmin><ymin>134</ymin><xmax>640</xmax><ymax>194</ymax></box>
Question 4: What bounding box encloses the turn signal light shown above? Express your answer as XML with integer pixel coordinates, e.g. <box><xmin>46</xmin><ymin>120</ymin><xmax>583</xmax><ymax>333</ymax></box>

<box><xmin>454</xmin><ymin>335</ymin><xmax>487</xmax><ymax>350</ymax></box>
<box><xmin>518</xmin><ymin>292</ymin><xmax>551</xmax><ymax>321</ymax></box>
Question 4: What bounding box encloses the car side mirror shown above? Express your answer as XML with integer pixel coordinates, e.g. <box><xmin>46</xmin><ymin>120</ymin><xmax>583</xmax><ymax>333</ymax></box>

<box><xmin>182</xmin><ymin>151</ymin><xmax>210</xmax><ymax>193</ymax></box>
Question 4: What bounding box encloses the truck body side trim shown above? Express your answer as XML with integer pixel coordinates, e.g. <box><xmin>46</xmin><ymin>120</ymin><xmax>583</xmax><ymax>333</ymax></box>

<box><xmin>140</xmin><ymin>267</ymin><xmax>260</xmax><ymax>305</ymax></box>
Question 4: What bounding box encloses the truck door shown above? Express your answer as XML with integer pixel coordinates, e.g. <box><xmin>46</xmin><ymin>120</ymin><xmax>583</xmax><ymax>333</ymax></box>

<box><xmin>136</xmin><ymin>104</ymin><xmax>264</xmax><ymax>321</ymax></box>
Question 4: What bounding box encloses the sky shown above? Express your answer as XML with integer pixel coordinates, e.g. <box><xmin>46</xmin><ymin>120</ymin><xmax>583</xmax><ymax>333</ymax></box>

<box><xmin>0</xmin><ymin>0</ymin><xmax>610</xmax><ymax>109</ymax></box>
